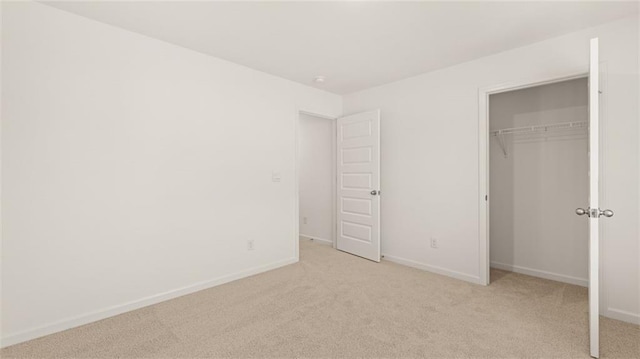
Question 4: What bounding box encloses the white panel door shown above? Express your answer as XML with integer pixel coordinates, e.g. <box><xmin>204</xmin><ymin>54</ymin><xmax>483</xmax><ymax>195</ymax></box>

<box><xmin>336</xmin><ymin>110</ymin><xmax>380</xmax><ymax>262</ymax></box>
<box><xmin>588</xmin><ymin>36</ymin><xmax>601</xmax><ymax>359</ymax></box>
<box><xmin>576</xmin><ymin>37</ymin><xmax>614</xmax><ymax>359</ymax></box>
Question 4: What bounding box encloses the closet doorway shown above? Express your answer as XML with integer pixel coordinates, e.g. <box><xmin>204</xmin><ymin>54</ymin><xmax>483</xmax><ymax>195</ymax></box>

<box><xmin>488</xmin><ymin>77</ymin><xmax>589</xmax><ymax>287</ymax></box>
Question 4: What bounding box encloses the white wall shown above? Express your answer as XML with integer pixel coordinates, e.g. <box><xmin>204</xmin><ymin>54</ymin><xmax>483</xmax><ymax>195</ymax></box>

<box><xmin>343</xmin><ymin>16</ymin><xmax>639</xmax><ymax>324</ymax></box>
<box><xmin>489</xmin><ymin>79</ymin><xmax>589</xmax><ymax>287</ymax></box>
<box><xmin>298</xmin><ymin>113</ymin><xmax>334</xmax><ymax>244</ymax></box>
<box><xmin>0</xmin><ymin>2</ymin><xmax>341</xmax><ymax>346</ymax></box>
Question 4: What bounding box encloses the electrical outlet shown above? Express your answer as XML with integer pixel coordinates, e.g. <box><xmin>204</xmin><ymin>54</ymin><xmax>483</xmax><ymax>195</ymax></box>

<box><xmin>430</xmin><ymin>238</ymin><xmax>438</xmax><ymax>249</ymax></box>
<box><xmin>303</xmin><ymin>217</ymin><xmax>308</xmax><ymax>224</ymax></box>
<box><xmin>247</xmin><ymin>240</ymin><xmax>255</xmax><ymax>251</ymax></box>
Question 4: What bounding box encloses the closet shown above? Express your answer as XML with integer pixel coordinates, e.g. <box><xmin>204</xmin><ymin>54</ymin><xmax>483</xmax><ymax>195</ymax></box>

<box><xmin>489</xmin><ymin>77</ymin><xmax>589</xmax><ymax>286</ymax></box>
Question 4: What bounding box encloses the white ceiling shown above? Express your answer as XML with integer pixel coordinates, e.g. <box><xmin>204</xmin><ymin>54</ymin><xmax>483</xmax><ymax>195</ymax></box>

<box><xmin>44</xmin><ymin>1</ymin><xmax>637</xmax><ymax>94</ymax></box>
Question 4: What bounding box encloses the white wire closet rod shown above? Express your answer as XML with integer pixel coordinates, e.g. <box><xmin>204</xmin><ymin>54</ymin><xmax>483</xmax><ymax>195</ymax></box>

<box><xmin>490</xmin><ymin>121</ymin><xmax>587</xmax><ymax>136</ymax></box>
<box><xmin>491</xmin><ymin>121</ymin><xmax>588</xmax><ymax>158</ymax></box>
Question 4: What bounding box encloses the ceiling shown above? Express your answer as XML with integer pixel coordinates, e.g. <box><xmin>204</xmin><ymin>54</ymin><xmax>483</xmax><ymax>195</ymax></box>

<box><xmin>44</xmin><ymin>1</ymin><xmax>637</xmax><ymax>95</ymax></box>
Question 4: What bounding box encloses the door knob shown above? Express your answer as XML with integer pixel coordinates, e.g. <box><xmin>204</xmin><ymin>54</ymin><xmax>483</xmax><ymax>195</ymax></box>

<box><xmin>370</xmin><ymin>190</ymin><xmax>379</xmax><ymax>196</ymax></box>
<box><xmin>599</xmin><ymin>209</ymin><xmax>614</xmax><ymax>218</ymax></box>
<box><xmin>576</xmin><ymin>207</ymin><xmax>614</xmax><ymax>218</ymax></box>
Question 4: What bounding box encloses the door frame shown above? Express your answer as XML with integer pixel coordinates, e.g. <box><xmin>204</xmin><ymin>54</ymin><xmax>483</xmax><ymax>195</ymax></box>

<box><xmin>477</xmin><ymin>71</ymin><xmax>589</xmax><ymax>286</ymax></box>
<box><xmin>294</xmin><ymin>109</ymin><xmax>338</xmax><ymax>261</ymax></box>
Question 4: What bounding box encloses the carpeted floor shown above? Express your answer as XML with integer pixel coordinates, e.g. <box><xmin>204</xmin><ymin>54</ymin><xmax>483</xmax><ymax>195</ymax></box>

<box><xmin>2</xmin><ymin>239</ymin><xmax>639</xmax><ymax>358</ymax></box>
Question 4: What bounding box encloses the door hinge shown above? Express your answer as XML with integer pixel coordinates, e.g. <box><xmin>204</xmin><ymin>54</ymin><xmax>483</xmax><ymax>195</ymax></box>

<box><xmin>485</xmin><ymin>195</ymin><xmax>488</xmax><ymax>201</ymax></box>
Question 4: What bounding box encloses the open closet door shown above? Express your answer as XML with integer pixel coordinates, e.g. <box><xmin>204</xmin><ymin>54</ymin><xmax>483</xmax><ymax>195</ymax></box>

<box><xmin>588</xmin><ymin>36</ymin><xmax>601</xmax><ymax>359</ymax></box>
<box><xmin>576</xmin><ymin>37</ymin><xmax>614</xmax><ymax>359</ymax></box>
<box><xmin>336</xmin><ymin>110</ymin><xmax>381</xmax><ymax>262</ymax></box>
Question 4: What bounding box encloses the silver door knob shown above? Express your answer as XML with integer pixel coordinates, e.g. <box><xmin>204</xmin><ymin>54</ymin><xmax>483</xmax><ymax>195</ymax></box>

<box><xmin>576</xmin><ymin>208</ymin><xmax>588</xmax><ymax>216</ymax></box>
<box><xmin>599</xmin><ymin>209</ymin><xmax>614</xmax><ymax>218</ymax></box>
<box><xmin>370</xmin><ymin>190</ymin><xmax>378</xmax><ymax>195</ymax></box>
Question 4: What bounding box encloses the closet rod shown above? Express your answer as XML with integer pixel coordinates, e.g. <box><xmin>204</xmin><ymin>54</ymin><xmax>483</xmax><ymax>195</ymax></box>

<box><xmin>491</xmin><ymin>121</ymin><xmax>587</xmax><ymax>158</ymax></box>
<box><xmin>490</xmin><ymin>121</ymin><xmax>587</xmax><ymax>136</ymax></box>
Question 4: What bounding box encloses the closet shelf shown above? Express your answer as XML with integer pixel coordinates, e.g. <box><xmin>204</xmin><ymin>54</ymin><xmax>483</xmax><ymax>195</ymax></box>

<box><xmin>490</xmin><ymin>121</ymin><xmax>587</xmax><ymax>136</ymax></box>
<box><xmin>491</xmin><ymin>121</ymin><xmax>588</xmax><ymax>158</ymax></box>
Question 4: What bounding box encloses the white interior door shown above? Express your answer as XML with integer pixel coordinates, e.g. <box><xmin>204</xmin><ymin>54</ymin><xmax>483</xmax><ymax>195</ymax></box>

<box><xmin>588</xmin><ymin>36</ymin><xmax>601</xmax><ymax>359</ymax></box>
<box><xmin>577</xmin><ymin>37</ymin><xmax>614</xmax><ymax>359</ymax></box>
<box><xmin>336</xmin><ymin>110</ymin><xmax>380</xmax><ymax>262</ymax></box>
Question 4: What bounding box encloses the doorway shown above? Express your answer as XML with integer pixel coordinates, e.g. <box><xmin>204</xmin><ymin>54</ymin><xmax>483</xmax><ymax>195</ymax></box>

<box><xmin>297</xmin><ymin>112</ymin><xmax>337</xmax><ymax>248</ymax></box>
<box><xmin>295</xmin><ymin>109</ymin><xmax>382</xmax><ymax>262</ymax></box>
<box><xmin>477</xmin><ymin>71</ymin><xmax>591</xmax><ymax>285</ymax></box>
<box><xmin>488</xmin><ymin>77</ymin><xmax>589</xmax><ymax>287</ymax></box>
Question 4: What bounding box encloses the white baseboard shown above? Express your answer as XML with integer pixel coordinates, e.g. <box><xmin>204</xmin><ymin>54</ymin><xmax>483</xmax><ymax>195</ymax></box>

<box><xmin>605</xmin><ymin>307</ymin><xmax>640</xmax><ymax>325</ymax></box>
<box><xmin>299</xmin><ymin>234</ymin><xmax>333</xmax><ymax>246</ymax></box>
<box><xmin>490</xmin><ymin>261</ymin><xmax>588</xmax><ymax>287</ymax></box>
<box><xmin>1</xmin><ymin>257</ymin><xmax>298</xmax><ymax>348</ymax></box>
<box><xmin>382</xmin><ymin>254</ymin><xmax>482</xmax><ymax>284</ymax></box>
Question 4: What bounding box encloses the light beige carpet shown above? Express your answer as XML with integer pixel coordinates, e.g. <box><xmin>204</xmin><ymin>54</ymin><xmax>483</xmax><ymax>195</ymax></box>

<box><xmin>2</xmin><ymin>239</ymin><xmax>639</xmax><ymax>358</ymax></box>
